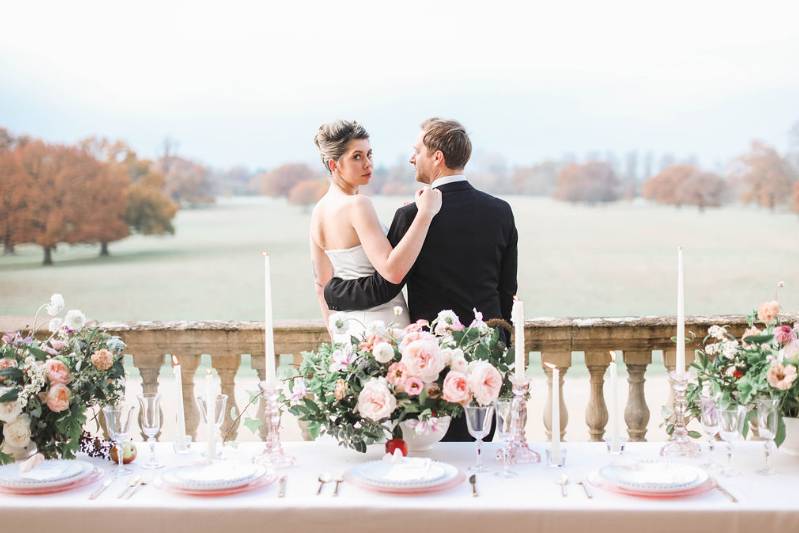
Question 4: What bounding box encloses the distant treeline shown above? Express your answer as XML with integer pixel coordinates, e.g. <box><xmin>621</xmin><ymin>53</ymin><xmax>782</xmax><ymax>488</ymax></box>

<box><xmin>4</xmin><ymin>123</ymin><xmax>799</xmax><ymax>265</ymax></box>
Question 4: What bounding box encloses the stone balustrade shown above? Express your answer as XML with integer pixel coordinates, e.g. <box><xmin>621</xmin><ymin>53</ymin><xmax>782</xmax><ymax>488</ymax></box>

<box><xmin>3</xmin><ymin>314</ymin><xmax>789</xmax><ymax>444</ymax></box>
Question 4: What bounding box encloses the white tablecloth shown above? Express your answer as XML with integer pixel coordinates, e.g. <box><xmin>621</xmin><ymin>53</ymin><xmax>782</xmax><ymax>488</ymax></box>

<box><xmin>2</xmin><ymin>439</ymin><xmax>798</xmax><ymax>533</ymax></box>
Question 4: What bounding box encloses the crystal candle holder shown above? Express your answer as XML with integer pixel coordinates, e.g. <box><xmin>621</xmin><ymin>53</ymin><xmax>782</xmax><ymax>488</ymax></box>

<box><xmin>254</xmin><ymin>381</ymin><xmax>296</xmax><ymax>469</ymax></box>
<box><xmin>507</xmin><ymin>375</ymin><xmax>540</xmax><ymax>464</ymax></box>
<box><xmin>660</xmin><ymin>370</ymin><xmax>702</xmax><ymax>458</ymax></box>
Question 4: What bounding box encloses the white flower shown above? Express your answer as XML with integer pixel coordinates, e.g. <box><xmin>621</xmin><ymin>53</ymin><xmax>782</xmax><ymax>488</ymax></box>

<box><xmin>63</xmin><ymin>309</ymin><xmax>86</xmax><ymax>331</ymax></box>
<box><xmin>434</xmin><ymin>310</ymin><xmax>463</xmax><ymax>335</ymax></box>
<box><xmin>724</xmin><ymin>366</ymin><xmax>736</xmax><ymax>377</ymax></box>
<box><xmin>47</xmin><ymin>318</ymin><xmax>63</xmax><ymax>333</ymax></box>
<box><xmin>356</xmin><ymin>378</ymin><xmax>396</xmax><ymax>421</ymax></box>
<box><xmin>2</xmin><ymin>413</ymin><xmax>31</xmax><ymax>448</ymax></box>
<box><xmin>393</xmin><ymin>306</ymin><xmax>404</xmax><ymax>317</ymax></box>
<box><xmin>449</xmin><ymin>351</ymin><xmax>467</xmax><ymax>373</ymax></box>
<box><xmin>329</xmin><ymin>344</ymin><xmax>355</xmax><ymax>372</ymax></box>
<box><xmin>721</xmin><ymin>340</ymin><xmax>739</xmax><ymax>359</ymax></box>
<box><xmin>708</xmin><ymin>325</ymin><xmax>727</xmax><ymax>340</ymax></box>
<box><xmin>366</xmin><ymin>320</ymin><xmax>387</xmax><ymax>339</ymax></box>
<box><xmin>328</xmin><ymin>313</ymin><xmax>348</xmax><ymax>336</ymax></box>
<box><xmin>0</xmin><ymin>390</ymin><xmax>22</xmax><ymax>423</ymax></box>
<box><xmin>45</xmin><ymin>294</ymin><xmax>64</xmax><ymax>317</ymax></box>
<box><xmin>106</xmin><ymin>337</ymin><xmax>126</xmax><ymax>352</ymax></box>
<box><xmin>372</xmin><ymin>342</ymin><xmax>395</xmax><ymax>364</ymax></box>
<box><xmin>704</xmin><ymin>343</ymin><xmax>719</xmax><ymax>356</ymax></box>
<box><xmin>288</xmin><ymin>378</ymin><xmax>307</xmax><ymax>404</ymax></box>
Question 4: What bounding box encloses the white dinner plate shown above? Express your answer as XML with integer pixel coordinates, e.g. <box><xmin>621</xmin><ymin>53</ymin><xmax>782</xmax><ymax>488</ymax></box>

<box><xmin>0</xmin><ymin>459</ymin><xmax>93</xmax><ymax>489</ymax></box>
<box><xmin>161</xmin><ymin>463</ymin><xmax>265</xmax><ymax>491</ymax></box>
<box><xmin>598</xmin><ymin>461</ymin><xmax>708</xmax><ymax>493</ymax></box>
<box><xmin>350</xmin><ymin>458</ymin><xmax>457</xmax><ymax>489</ymax></box>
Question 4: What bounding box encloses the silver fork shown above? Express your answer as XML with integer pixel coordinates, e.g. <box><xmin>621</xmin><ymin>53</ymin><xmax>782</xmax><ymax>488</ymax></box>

<box><xmin>124</xmin><ymin>477</ymin><xmax>150</xmax><ymax>499</ymax></box>
<box><xmin>118</xmin><ymin>475</ymin><xmax>141</xmax><ymax>499</ymax></box>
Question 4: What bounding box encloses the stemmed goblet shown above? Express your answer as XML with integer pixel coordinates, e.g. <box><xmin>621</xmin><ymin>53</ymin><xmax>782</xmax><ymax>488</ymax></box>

<box><xmin>698</xmin><ymin>394</ymin><xmax>721</xmax><ymax>469</ymax></box>
<box><xmin>493</xmin><ymin>399</ymin><xmax>516</xmax><ymax>478</ymax></box>
<box><xmin>464</xmin><ymin>403</ymin><xmax>495</xmax><ymax>473</ymax></box>
<box><xmin>756</xmin><ymin>398</ymin><xmax>780</xmax><ymax>475</ymax></box>
<box><xmin>102</xmin><ymin>403</ymin><xmax>136</xmax><ymax>476</ymax></box>
<box><xmin>137</xmin><ymin>393</ymin><xmax>164</xmax><ymax>469</ymax></box>
<box><xmin>718</xmin><ymin>405</ymin><xmax>746</xmax><ymax>477</ymax></box>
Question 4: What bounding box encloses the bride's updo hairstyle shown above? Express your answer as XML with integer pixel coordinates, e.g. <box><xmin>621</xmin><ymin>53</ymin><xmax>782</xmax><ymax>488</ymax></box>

<box><xmin>314</xmin><ymin>120</ymin><xmax>369</xmax><ymax>174</ymax></box>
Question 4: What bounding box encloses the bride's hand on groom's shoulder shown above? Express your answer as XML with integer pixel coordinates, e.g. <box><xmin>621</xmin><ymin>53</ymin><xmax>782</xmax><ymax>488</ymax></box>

<box><xmin>414</xmin><ymin>187</ymin><xmax>442</xmax><ymax>217</ymax></box>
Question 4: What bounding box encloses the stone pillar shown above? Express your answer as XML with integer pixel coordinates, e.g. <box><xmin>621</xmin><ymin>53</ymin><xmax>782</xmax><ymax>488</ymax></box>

<box><xmin>584</xmin><ymin>350</ymin><xmax>611</xmax><ymax>442</ymax></box>
<box><xmin>623</xmin><ymin>349</ymin><xmax>652</xmax><ymax>442</ymax></box>
<box><xmin>542</xmin><ymin>351</ymin><xmax>571</xmax><ymax>440</ymax></box>
<box><xmin>133</xmin><ymin>351</ymin><xmax>163</xmax><ymax>440</ymax></box>
<box><xmin>174</xmin><ymin>353</ymin><xmax>201</xmax><ymax>441</ymax></box>
<box><xmin>215</xmin><ymin>353</ymin><xmax>241</xmax><ymax>442</ymax></box>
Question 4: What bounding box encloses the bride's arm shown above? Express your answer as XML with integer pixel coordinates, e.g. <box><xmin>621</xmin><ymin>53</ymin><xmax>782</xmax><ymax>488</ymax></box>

<box><xmin>309</xmin><ymin>231</ymin><xmax>334</xmax><ymax>324</ymax></box>
<box><xmin>349</xmin><ymin>188</ymin><xmax>441</xmax><ymax>284</ymax></box>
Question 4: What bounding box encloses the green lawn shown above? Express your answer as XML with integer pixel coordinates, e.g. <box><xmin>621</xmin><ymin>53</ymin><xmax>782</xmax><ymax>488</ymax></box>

<box><xmin>1</xmin><ymin>196</ymin><xmax>797</xmax><ymax>322</ymax></box>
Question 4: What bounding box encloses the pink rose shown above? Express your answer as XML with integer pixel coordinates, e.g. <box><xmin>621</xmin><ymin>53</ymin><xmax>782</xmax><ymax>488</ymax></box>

<box><xmin>45</xmin><ymin>359</ymin><xmax>71</xmax><ymax>385</ymax></box>
<box><xmin>399</xmin><ymin>330</ymin><xmax>436</xmax><ymax>350</ymax></box>
<box><xmin>467</xmin><ymin>361</ymin><xmax>503</xmax><ymax>406</ymax></box>
<box><xmin>757</xmin><ymin>301</ymin><xmax>780</xmax><ymax>324</ymax></box>
<box><xmin>46</xmin><ymin>384</ymin><xmax>71</xmax><ymax>413</ymax></box>
<box><xmin>766</xmin><ymin>363</ymin><xmax>797</xmax><ymax>391</ymax></box>
<box><xmin>356</xmin><ymin>379</ymin><xmax>397</xmax><ymax>421</ymax></box>
<box><xmin>0</xmin><ymin>359</ymin><xmax>17</xmax><ymax>370</ymax></box>
<box><xmin>91</xmin><ymin>349</ymin><xmax>114</xmax><ymax>371</ymax></box>
<box><xmin>442</xmin><ymin>371</ymin><xmax>471</xmax><ymax>404</ymax></box>
<box><xmin>775</xmin><ymin>325</ymin><xmax>795</xmax><ymax>346</ymax></box>
<box><xmin>49</xmin><ymin>340</ymin><xmax>66</xmax><ymax>351</ymax></box>
<box><xmin>400</xmin><ymin>340</ymin><xmax>445</xmax><ymax>383</ymax></box>
<box><xmin>386</xmin><ymin>362</ymin><xmax>408</xmax><ymax>387</ymax></box>
<box><xmin>404</xmin><ymin>377</ymin><xmax>424</xmax><ymax>397</ymax></box>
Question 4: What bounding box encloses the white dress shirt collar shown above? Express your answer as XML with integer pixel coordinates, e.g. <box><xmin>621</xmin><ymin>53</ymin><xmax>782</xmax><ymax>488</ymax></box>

<box><xmin>430</xmin><ymin>174</ymin><xmax>467</xmax><ymax>189</ymax></box>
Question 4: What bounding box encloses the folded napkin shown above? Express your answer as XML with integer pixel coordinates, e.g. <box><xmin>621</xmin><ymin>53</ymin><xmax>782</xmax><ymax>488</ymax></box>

<box><xmin>18</xmin><ymin>453</ymin><xmax>45</xmax><ymax>474</ymax></box>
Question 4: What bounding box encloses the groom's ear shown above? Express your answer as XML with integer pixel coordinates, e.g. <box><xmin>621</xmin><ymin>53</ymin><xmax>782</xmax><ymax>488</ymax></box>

<box><xmin>433</xmin><ymin>150</ymin><xmax>446</xmax><ymax>167</ymax></box>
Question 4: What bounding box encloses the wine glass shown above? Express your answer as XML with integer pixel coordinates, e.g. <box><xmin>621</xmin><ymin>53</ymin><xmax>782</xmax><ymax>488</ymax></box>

<box><xmin>102</xmin><ymin>403</ymin><xmax>135</xmax><ymax>476</ymax></box>
<box><xmin>195</xmin><ymin>394</ymin><xmax>228</xmax><ymax>460</ymax></box>
<box><xmin>718</xmin><ymin>405</ymin><xmax>746</xmax><ymax>476</ymax></box>
<box><xmin>699</xmin><ymin>395</ymin><xmax>721</xmax><ymax>468</ymax></box>
<box><xmin>493</xmin><ymin>399</ymin><xmax>516</xmax><ymax>478</ymax></box>
<box><xmin>464</xmin><ymin>403</ymin><xmax>494</xmax><ymax>473</ymax></box>
<box><xmin>756</xmin><ymin>398</ymin><xmax>780</xmax><ymax>475</ymax></box>
<box><xmin>137</xmin><ymin>393</ymin><xmax>164</xmax><ymax>469</ymax></box>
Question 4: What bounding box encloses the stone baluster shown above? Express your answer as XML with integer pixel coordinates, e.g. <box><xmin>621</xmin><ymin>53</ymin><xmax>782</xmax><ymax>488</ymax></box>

<box><xmin>584</xmin><ymin>350</ymin><xmax>611</xmax><ymax>442</ymax></box>
<box><xmin>663</xmin><ymin>348</ymin><xmax>676</xmax><ymax>408</ymax></box>
<box><xmin>542</xmin><ymin>351</ymin><xmax>571</xmax><ymax>440</ymax></box>
<box><xmin>133</xmin><ymin>350</ymin><xmax>164</xmax><ymax>440</ymax></box>
<box><xmin>623</xmin><ymin>349</ymin><xmax>652</xmax><ymax>441</ymax></box>
<box><xmin>174</xmin><ymin>353</ymin><xmax>201</xmax><ymax>441</ymax></box>
<box><xmin>215</xmin><ymin>353</ymin><xmax>242</xmax><ymax>442</ymax></box>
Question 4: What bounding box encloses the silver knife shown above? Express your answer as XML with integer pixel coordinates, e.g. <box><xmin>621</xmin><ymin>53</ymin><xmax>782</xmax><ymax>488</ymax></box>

<box><xmin>88</xmin><ymin>476</ymin><xmax>115</xmax><ymax>500</ymax></box>
<box><xmin>578</xmin><ymin>480</ymin><xmax>593</xmax><ymax>499</ymax></box>
<box><xmin>124</xmin><ymin>479</ymin><xmax>147</xmax><ymax>499</ymax></box>
<box><xmin>278</xmin><ymin>475</ymin><xmax>287</xmax><ymax>498</ymax></box>
<box><xmin>711</xmin><ymin>478</ymin><xmax>738</xmax><ymax>503</ymax></box>
<box><xmin>118</xmin><ymin>475</ymin><xmax>141</xmax><ymax>499</ymax></box>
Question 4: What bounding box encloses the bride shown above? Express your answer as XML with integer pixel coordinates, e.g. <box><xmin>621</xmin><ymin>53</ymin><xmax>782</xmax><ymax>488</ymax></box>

<box><xmin>309</xmin><ymin>120</ymin><xmax>441</xmax><ymax>336</ymax></box>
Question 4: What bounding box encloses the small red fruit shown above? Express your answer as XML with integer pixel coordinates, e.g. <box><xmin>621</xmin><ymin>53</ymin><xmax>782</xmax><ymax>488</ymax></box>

<box><xmin>385</xmin><ymin>438</ymin><xmax>408</xmax><ymax>456</ymax></box>
<box><xmin>733</xmin><ymin>369</ymin><xmax>745</xmax><ymax>380</ymax></box>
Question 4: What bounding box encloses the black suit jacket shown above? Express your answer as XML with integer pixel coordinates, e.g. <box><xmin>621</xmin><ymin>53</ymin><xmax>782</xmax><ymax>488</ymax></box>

<box><xmin>324</xmin><ymin>180</ymin><xmax>518</xmax><ymax>441</ymax></box>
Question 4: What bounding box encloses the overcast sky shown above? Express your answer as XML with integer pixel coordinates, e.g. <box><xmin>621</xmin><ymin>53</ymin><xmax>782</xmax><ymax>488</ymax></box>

<box><xmin>2</xmin><ymin>0</ymin><xmax>798</xmax><ymax>172</ymax></box>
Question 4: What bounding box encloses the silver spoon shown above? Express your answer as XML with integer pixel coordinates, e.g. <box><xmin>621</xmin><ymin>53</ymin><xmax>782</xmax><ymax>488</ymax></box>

<box><xmin>558</xmin><ymin>474</ymin><xmax>569</xmax><ymax>497</ymax></box>
<box><xmin>316</xmin><ymin>473</ymin><xmax>331</xmax><ymax>496</ymax></box>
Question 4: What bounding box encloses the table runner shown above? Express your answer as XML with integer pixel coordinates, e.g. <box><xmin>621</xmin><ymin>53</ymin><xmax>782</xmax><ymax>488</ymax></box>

<box><xmin>2</xmin><ymin>440</ymin><xmax>797</xmax><ymax>533</ymax></box>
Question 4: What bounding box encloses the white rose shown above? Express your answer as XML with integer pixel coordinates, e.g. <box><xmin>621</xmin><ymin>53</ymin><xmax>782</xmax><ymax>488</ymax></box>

<box><xmin>449</xmin><ymin>350</ymin><xmax>467</xmax><ymax>373</ymax></box>
<box><xmin>708</xmin><ymin>325</ymin><xmax>726</xmax><ymax>340</ymax></box>
<box><xmin>356</xmin><ymin>379</ymin><xmax>397</xmax><ymax>422</ymax></box>
<box><xmin>0</xmin><ymin>391</ymin><xmax>22</xmax><ymax>423</ymax></box>
<box><xmin>45</xmin><ymin>294</ymin><xmax>64</xmax><ymax>317</ymax></box>
<box><xmin>722</xmin><ymin>341</ymin><xmax>739</xmax><ymax>359</ymax></box>
<box><xmin>64</xmin><ymin>309</ymin><xmax>86</xmax><ymax>331</ymax></box>
<box><xmin>372</xmin><ymin>342</ymin><xmax>395</xmax><ymax>364</ymax></box>
<box><xmin>3</xmin><ymin>413</ymin><xmax>31</xmax><ymax>448</ymax></box>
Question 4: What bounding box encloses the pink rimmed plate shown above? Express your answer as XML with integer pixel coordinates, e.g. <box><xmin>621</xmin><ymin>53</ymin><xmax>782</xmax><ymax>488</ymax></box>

<box><xmin>344</xmin><ymin>470</ymin><xmax>466</xmax><ymax>495</ymax></box>
<box><xmin>589</xmin><ymin>472</ymin><xmax>714</xmax><ymax>499</ymax></box>
<box><xmin>156</xmin><ymin>472</ymin><xmax>276</xmax><ymax>497</ymax></box>
<box><xmin>0</xmin><ymin>466</ymin><xmax>102</xmax><ymax>495</ymax></box>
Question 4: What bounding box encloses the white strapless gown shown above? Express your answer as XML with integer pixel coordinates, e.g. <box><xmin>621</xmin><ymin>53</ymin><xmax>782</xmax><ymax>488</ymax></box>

<box><xmin>325</xmin><ymin>244</ymin><xmax>410</xmax><ymax>334</ymax></box>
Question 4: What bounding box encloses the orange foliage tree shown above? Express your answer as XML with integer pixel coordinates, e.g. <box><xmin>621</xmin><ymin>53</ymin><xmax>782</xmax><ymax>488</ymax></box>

<box><xmin>553</xmin><ymin>161</ymin><xmax>620</xmax><ymax>203</ymax></box>
<box><xmin>288</xmin><ymin>179</ymin><xmax>328</xmax><ymax>211</ymax></box>
<box><xmin>643</xmin><ymin>164</ymin><xmax>727</xmax><ymax>210</ymax></box>
<box><xmin>255</xmin><ymin>163</ymin><xmax>319</xmax><ymax>197</ymax></box>
<box><xmin>734</xmin><ymin>141</ymin><xmax>796</xmax><ymax>211</ymax></box>
<box><xmin>155</xmin><ymin>154</ymin><xmax>215</xmax><ymax>206</ymax></box>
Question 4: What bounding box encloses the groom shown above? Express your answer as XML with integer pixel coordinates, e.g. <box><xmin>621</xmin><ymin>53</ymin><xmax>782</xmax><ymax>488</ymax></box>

<box><xmin>324</xmin><ymin>118</ymin><xmax>518</xmax><ymax>442</ymax></box>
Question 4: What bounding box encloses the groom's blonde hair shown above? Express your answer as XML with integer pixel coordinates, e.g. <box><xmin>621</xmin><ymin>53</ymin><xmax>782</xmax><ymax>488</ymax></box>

<box><xmin>420</xmin><ymin>118</ymin><xmax>472</xmax><ymax>170</ymax></box>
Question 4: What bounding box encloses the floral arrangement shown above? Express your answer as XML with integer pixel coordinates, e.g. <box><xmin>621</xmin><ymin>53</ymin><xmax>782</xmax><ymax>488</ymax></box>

<box><xmin>688</xmin><ymin>292</ymin><xmax>798</xmax><ymax>446</ymax></box>
<box><xmin>0</xmin><ymin>294</ymin><xmax>126</xmax><ymax>464</ymax></box>
<box><xmin>286</xmin><ymin>308</ymin><xmax>512</xmax><ymax>452</ymax></box>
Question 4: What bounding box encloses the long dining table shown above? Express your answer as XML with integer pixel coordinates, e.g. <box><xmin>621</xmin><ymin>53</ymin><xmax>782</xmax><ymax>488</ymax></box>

<box><xmin>2</xmin><ymin>438</ymin><xmax>798</xmax><ymax>533</ymax></box>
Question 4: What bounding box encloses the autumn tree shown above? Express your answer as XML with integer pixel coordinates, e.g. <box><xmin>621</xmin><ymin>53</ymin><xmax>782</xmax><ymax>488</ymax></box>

<box><xmin>288</xmin><ymin>179</ymin><xmax>328</xmax><ymax>211</ymax></box>
<box><xmin>553</xmin><ymin>161</ymin><xmax>620</xmax><ymax>204</ymax></box>
<box><xmin>734</xmin><ymin>141</ymin><xmax>796</xmax><ymax>211</ymax></box>
<box><xmin>642</xmin><ymin>164</ymin><xmax>695</xmax><ymax>207</ymax></box>
<box><xmin>511</xmin><ymin>162</ymin><xmax>559</xmax><ymax>196</ymax></box>
<box><xmin>155</xmin><ymin>141</ymin><xmax>215</xmax><ymax>206</ymax></box>
<box><xmin>255</xmin><ymin>163</ymin><xmax>319</xmax><ymax>197</ymax></box>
